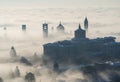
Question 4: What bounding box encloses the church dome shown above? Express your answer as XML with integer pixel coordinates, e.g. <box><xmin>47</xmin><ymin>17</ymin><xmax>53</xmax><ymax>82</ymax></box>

<box><xmin>57</xmin><ymin>22</ymin><xmax>65</xmax><ymax>31</ymax></box>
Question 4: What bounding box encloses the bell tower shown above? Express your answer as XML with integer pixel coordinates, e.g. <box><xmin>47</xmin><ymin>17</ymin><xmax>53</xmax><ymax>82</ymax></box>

<box><xmin>43</xmin><ymin>23</ymin><xmax>48</xmax><ymax>37</ymax></box>
<box><xmin>74</xmin><ymin>24</ymin><xmax>86</xmax><ymax>40</ymax></box>
<box><xmin>22</xmin><ymin>24</ymin><xmax>26</xmax><ymax>31</ymax></box>
<box><xmin>84</xmin><ymin>17</ymin><xmax>88</xmax><ymax>31</ymax></box>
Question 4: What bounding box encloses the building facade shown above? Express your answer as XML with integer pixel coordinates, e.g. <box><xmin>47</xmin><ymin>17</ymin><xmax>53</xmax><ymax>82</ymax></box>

<box><xmin>43</xmin><ymin>23</ymin><xmax>120</xmax><ymax>63</ymax></box>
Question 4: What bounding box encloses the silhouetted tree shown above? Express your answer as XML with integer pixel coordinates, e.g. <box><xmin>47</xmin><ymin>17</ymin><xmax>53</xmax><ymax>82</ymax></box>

<box><xmin>20</xmin><ymin>57</ymin><xmax>32</xmax><ymax>66</ymax></box>
<box><xmin>81</xmin><ymin>66</ymin><xmax>98</xmax><ymax>82</ymax></box>
<box><xmin>15</xmin><ymin>66</ymin><xmax>20</xmax><ymax>77</ymax></box>
<box><xmin>25</xmin><ymin>72</ymin><xmax>35</xmax><ymax>82</ymax></box>
<box><xmin>109</xmin><ymin>73</ymin><xmax>120</xmax><ymax>82</ymax></box>
<box><xmin>9</xmin><ymin>70</ymin><xmax>15</xmax><ymax>78</ymax></box>
<box><xmin>33</xmin><ymin>52</ymin><xmax>39</xmax><ymax>62</ymax></box>
<box><xmin>0</xmin><ymin>77</ymin><xmax>3</xmax><ymax>82</ymax></box>
<box><xmin>53</xmin><ymin>61</ymin><xmax>59</xmax><ymax>72</ymax></box>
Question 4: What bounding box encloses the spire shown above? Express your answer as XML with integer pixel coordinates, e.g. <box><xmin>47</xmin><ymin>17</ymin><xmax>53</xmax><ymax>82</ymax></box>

<box><xmin>59</xmin><ymin>21</ymin><xmax>62</xmax><ymax>25</ymax></box>
<box><xmin>84</xmin><ymin>17</ymin><xmax>88</xmax><ymax>31</ymax></box>
<box><xmin>78</xmin><ymin>24</ymin><xmax>81</xmax><ymax>29</ymax></box>
<box><xmin>85</xmin><ymin>17</ymin><xmax>88</xmax><ymax>21</ymax></box>
<box><xmin>57</xmin><ymin>21</ymin><xmax>65</xmax><ymax>32</ymax></box>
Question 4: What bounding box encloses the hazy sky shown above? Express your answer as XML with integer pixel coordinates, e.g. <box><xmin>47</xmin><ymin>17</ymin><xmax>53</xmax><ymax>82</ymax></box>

<box><xmin>0</xmin><ymin>0</ymin><xmax>120</xmax><ymax>8</ymax></box>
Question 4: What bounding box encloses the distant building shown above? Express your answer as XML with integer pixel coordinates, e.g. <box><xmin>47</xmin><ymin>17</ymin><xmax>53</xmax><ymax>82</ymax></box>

<box><xmin>22</xmin><ymin>25</ymin><xmax>26</xmax><ymax>31</ymax></box>
<box><xmin>74</xmin><ymin>24</ymin><xmax>86</xmax><ymax>40</ymax></box>
<box><xmin>43</xmin><ymin>23</ymin><xmax>48</xmax><ymax>37</ymax></box>
<box><xmin>43</xmin><ymin>22</ymin><xmax>120</xmax><ymax>63</ymax></box>
<box><xmin>57</xmin><ymin>22</ymin><xmax>65</xmax><ymax>32</ymax></box>
<box><xmin>84</xmin><ymin>17</ymin><xmax>88</xmax><ymax>31</ymax></box>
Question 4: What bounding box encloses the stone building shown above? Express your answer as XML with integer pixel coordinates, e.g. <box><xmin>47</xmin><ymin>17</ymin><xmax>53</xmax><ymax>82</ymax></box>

<box><xmin>43</xmin><ymin>22</ymin><xmax>120</xmax><ymax>63</ymax></box>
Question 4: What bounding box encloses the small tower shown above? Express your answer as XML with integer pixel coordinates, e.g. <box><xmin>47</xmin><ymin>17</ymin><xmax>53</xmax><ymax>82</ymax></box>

<box><xmin>43</xmin><ymin>23</ymin><xmax>48</xmax><ymax>37</ymax></box>
<box><xmin>57</xmin><ymin>22</ymin><xmax>65</xmax><ymax>32</ymax></box>
<box><xmin>84</xmin><ymin>17</ymin><xmax>88</xmax><ymax>31</ymax></box>
<box><xmin>74</xmin><ymin>24</ymin><xmax>86</xmax><ymax>40</ymax></box>
<box><xmin>10</xmin><ymin>46</ymin><xmax>17</xmax><ymax>57</ymax></box>
<box><xmin>22</xmin><ymin>24</ymin><xmax>26</xmax><ymax>31</ymax></box>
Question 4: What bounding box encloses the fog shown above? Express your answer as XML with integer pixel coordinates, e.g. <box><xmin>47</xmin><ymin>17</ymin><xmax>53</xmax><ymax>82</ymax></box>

<box><xmin>0</xmin><ymin>7</ymin><xmax>120</xmax><ymax>82</ymax></box>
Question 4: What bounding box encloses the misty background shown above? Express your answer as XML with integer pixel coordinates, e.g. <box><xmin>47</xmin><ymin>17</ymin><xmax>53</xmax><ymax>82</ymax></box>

<box><xmin>0</xmin><ymin>0</ymin><xmax>120</xmax><ymax>82</ymax></box>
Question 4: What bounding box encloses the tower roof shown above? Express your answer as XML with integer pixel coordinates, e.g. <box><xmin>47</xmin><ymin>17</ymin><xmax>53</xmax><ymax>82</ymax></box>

<box><xmin>75</xmin><ymin>24</ymin><xmax>85</xmax><ymax>32</ymax></box>
<box><xmin>78</xmin><ymin>24</ymin><xmax>81</xmax><ymax>29</ymax></box>
<box><xmin>85</xmin><ymin>17</ymin><xmax>88</xmax><ymax>22</ymax></box>
<box><xmin>57</xmin><ymin>22</ymin><xmax>64</xmax><ymax>31</ymax></box>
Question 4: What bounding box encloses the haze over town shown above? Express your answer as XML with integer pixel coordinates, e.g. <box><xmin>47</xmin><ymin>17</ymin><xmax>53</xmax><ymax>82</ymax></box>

<box><xmin>0</xmin><ymin>0</ymin><xmax>120</xmax><ymax>82</ymax></box>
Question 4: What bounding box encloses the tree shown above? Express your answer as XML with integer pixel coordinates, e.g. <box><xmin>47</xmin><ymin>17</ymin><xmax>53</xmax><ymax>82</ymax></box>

<box><xmin>20</xmin><ymin>57</ymin><xmax>32</xmax><ymax>66</ymax></box>
<box><xmin>25</xmin><ymin>72</ymin><xmax>35</xmax><ymax>82</ymax></box>
<box><xmin>33</xmin><ymin>52</ymin><xmax>39</xmax><ymax>62</ymax></box>
<box><xmin>109</xmin><ymin>73</ymin><xmax>120</xmax><ymax>82</ymax></box>
<box><xmin>14</xmin><ymin>66</ymin><xmax>20</xmax><ymax>77</ymax></box>
<box><xmin>0</xmin><ymin>77</ymin><xmax>3</xmax><ymax>82</ymax></box>
<box><xmin>53</xmin><ymin>61</ymin><xmax>59</xmax><ymax>72</ymax></box>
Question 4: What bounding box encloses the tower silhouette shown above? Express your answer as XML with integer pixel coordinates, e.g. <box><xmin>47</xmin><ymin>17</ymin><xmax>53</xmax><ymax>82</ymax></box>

<box><xmin>57</xmin><ymin>22</ymin><xmax>65</xmax><ymax>32</ymax></box>
<box><xmin>22</xmin><ymin>24</ymin><xmax>26</xmax><ymax>31</ymax></box>
<box><xmin>75</xmin><ymin>24</ymin><xmax>86</xmax><ymax>40</ymax></box>
<box><xmin>84</xmin><ymin>17</ymin><xmax>88</xmax><ymax>31</ymax></box>
<box><xmin>43</xmin><ymin>23</ymin><xmax>48</xmax><ymax>37</ymax></box>
<box><xmin>10</xmin><ymin>46</ymin><xmax>17</xmax><ymax>57</ymax></box>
